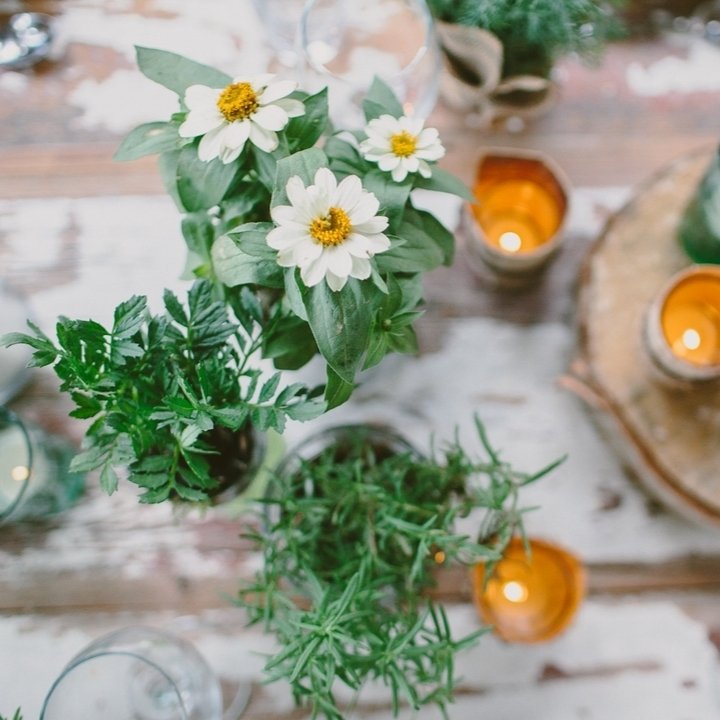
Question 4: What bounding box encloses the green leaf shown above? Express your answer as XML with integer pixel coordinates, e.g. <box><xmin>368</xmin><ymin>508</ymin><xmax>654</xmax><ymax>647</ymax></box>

<box><xmin>164</xmin><ymin>289</ymin><xmax>188</xmax><ymax>326</ymax></box>
<box><xmin>286</xmin><ymin>88</ymin><xmax>328</xmax><ymax>152</ymax></box>
<box><xmin>69</xmin><ymin>445</ymin><xmax>107</xmax><ymax>473</ymax></box>
<box><xmin>135</xmin><ymin>46</ymin><xmax>231</xmax><ymax>96</ymax></box>
<box><xmin>303</xmin><ymin>279</ymin><xmax>376</xmax><ymax>383</ymax></box>
<box><xmin>284</xmin><ymin>268</ymin><xmax>308</xmax><ymax>321</ymax></box>
<box><xmin>114</xmin><ymin>121</ymin><xmax>179</xmax><ymax>162</ymax></box>
<box><xmin>414</xmin><ymin>166</ymin><xmax>475</xmax><ymax>202</ymax></box>
<box><xmin>181</xmin><ymin>212</ymin><xmax>215</xmax><ymax>258</ymax></box>
<box><xmin>176</xmin><ymin>145</ymin><xmax>239</xmax><ymax>211</ymax></box>
<box><xmin>363</xmin><ymin>76</ymin><xmax>404</xmax><ymax>120</ymax></box>
<box><xmin>262</xmin><ymin>314</ymin><xmax>317</xmax><ymax>370</ymax></box>
<box><xmin>212</xmin><ymin>234</ymin><xmax>284</xmax><ymax>289</ymax></box>
<box><xmin>325</xmin><ymin>134</ymin><xmax>366</xmax><ymax>178</ymax></box>
<box><xmin>157</xmin><ymin>150</ymin><xmax>185</xmax><ymax>211</ymax></box>
<box><xmin>258</xmin><ymin>372</ymin><xmax>282</xmax><ymax>402</ymax></box>
<box><xmin>99</xmin><ymin>463</ymin><xmax>119</xmax><ymax>494</ymax></box>
<box><xmin>113</xmin><ymin>296</ymin><xmax>146</xmax><ymax>339</ymax></box>
<box><xmin>411</xmin><ymin>206</ymin><xmax>455</xmax><ymax>266</ymax></box>
<box><xmin>363</xmin><ymin>169</ymin><xmax>412</xmax><ymax>233</ymax></box>
<box><xmin>272</xmin><ymin>148</ymin><xmax>327</xmax><ymax>208</ymax></box>
<box><xmin>376</xmin><ymin>214</ymin><xmax>446</xmax><ymax>274</ymax></box>
<box><xmin>323</xmin><ymin>365</ymin><xmax>355</xmax><ymax>408</ymax></box>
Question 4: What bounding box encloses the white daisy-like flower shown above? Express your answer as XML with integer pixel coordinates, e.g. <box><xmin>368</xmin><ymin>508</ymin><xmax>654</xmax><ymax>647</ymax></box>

<box><xmin>359</xmin><ymin>114</ymin><xmax>445</xmax><ymax>183</ymax></box>
<box><xmin>178</xmin><ymin>74</ymin><xmax>304</xmax><ymax>164</ymax></box>
<box><xmin>267</xmin><ymin>168</ymin><xmax>391</xmax><ymax>292</ymax></box>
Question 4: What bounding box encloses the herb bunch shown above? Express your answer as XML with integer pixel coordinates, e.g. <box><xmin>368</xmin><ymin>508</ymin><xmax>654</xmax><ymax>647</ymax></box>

<box><xmin>428</xmin><ymin>0</ymin><xmax>623</xmax><ymax>77</ymax></box>
<box><xmin>0</xmin><ymin>711</ymin><xmax>22</xmax><ymax>720</ymax></box>
<box><xmin>1</xmin><ymin>281</ymin><xmax>322</xmax><ymax>504</ymax></box>
<box><xmin>237</xmin><ymin>420</ymin><xmax>561</xmax><ymax>719</ymax></box>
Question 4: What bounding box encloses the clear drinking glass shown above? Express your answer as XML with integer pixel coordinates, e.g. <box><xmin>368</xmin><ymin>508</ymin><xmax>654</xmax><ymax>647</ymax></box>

<box><xmin>40</xmin><ymin>627</ymin><xmax>224</xmax><ymax>720</ymax></box>
<box><xmin>300</xmin><ymin>0</ymin><xmax>441</xmax><ymax>127</ymax></box>
<box><xmin>250</xmin><ymin>0</ymin><xmax>308</xmax><ymax>70</ymax></box>
<box><xmin>0</xmin><ymin>407</ymin><xmax>84</xmax><ymax>523</ymax></box>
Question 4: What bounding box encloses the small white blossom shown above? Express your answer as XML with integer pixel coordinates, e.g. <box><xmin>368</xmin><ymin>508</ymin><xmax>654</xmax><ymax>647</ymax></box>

<box><xmin>359</xmin><ymin>114</ymin><xmax>445</xmax><ymax>183</ymax></box>
<box><xmin>266</xmin><ymin>168</ymin><xmax>391</xmax><ymax>292</ymax></box>
<box><xmin>178</xmin><ymin>74</ymin><xmax>304</xmax><ymax>164</ymax></box>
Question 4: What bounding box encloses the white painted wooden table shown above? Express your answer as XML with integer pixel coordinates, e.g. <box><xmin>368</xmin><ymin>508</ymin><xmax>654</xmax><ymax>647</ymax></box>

<box><xmin>2</xmin><ymin>2</ymin><xmax>720</xmax><ymax>717</ymax></box>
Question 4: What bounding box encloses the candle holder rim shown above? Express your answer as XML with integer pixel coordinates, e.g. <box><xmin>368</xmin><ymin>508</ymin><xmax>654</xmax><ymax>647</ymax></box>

<box><xmin>644</xmin><ymin>263</ymin><xmax>720</xmax><ymax>380</ymax></box>
<box><xmin>470</xmin><ymin>535</ymin><xmax>586</xmax><ymax>644</ymax></box>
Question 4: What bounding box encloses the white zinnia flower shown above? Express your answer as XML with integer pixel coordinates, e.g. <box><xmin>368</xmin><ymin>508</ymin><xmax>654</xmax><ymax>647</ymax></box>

<box><xmin>359</xmin><ymin>114</ymin><xmax>445</xmax><ymax>183</ymax></box>
<box><xmin>178</xmin><ymin>74</ymin><xmax>304</xmax><ymax>164</ymax></box>
<box><xmin>267</xmin><ymin>168</ymin><xmax>391</xmax><ymax>292</ymax></box>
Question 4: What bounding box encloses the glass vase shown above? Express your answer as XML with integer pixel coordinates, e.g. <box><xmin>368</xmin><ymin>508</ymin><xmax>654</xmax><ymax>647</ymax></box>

<box><xmin>40</xmin><ymin>627</ymin><xmax>223</xmax><ymax>720</ymax></box>
<box><xmin>678</xmin><ymin>147</ymin><xmax>720</xmax><ymax>264</ymax></box>
<box><xmin>0</xmin><ymin>407</ymin><xmax>84</xmax><ymax>523</ymax></box>
<box><xmin>300</xmin><ymin>0</ymin><xmax>441</xmax><ymax>128</ymax></box>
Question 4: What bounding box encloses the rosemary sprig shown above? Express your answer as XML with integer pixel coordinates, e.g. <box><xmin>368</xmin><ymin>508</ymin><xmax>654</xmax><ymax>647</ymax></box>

<box><xmin>237</xmin><ymin>420</ymin><xmax>559</xmax><ymax>719</ymax></box>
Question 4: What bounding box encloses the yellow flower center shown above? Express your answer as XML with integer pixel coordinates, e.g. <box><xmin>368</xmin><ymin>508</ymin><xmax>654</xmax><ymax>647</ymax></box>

<box><xmin>390</xmin><ymin>130</ymin><xmax>417</xmax><ymax>158</ymax></box>
<box><xmin>309</xmin><ymin>207</ymin><xmax>352</xmax><ymax>247</ymax></box>
<box><xmin>217</xmin><ymin>82</ymin><xmax>259</xmax><ymax>122</ymax></box>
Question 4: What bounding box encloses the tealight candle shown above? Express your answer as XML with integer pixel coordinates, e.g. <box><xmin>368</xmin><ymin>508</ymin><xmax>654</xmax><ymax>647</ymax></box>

<box><xmin>471</xmin><ymin>537</ymin><xmax>585</xmax><ymax>644</ymax></box>
<box><xmin>464</xmin><ymin>150</ymin><xmax>569</xmax><ymax>282</ymax></box>
<box><xmin>644</xmin><ymin>265</ymin><xmax>720</xmax><ymax>383</ymax></box>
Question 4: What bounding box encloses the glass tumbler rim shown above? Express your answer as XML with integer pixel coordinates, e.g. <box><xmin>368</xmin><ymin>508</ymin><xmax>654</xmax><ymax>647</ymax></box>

<box><xmin>299</xmin><ymin>0</ymin><xmax>436</xmax><ymax>83</ymax></box>
<box><xmin>40</xmin><ymin>649</ymin><xmax>190</xmax><ymax>720</ymax></box>
<box><xmin>0</xmin><ymin>406</ymin><xmax>34</xmax><ymax>523</ymax></box>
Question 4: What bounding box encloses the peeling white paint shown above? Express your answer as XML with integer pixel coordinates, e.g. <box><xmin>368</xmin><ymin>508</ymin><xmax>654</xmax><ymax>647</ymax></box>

<box><xmin>627</xmin><ymin>38</ymin><xmax>720</xmax><ymax>96</ymax></box>
<box><xmin>1</xmin><ymin>601</ymin><xmax>717</xmax><ymax>719</ymax></box>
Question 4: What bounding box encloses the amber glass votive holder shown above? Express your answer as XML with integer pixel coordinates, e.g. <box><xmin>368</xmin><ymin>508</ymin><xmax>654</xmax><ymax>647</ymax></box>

<box><xmin>464</xmin><ymin>149</ymin><xmax>570</xmax><ymax>284</ymax></box>
<box><xmin>471</xmin><ymin>537</ymin><xmax>586</xmax><ymax>644</ymax></box>
<box><xmin>644</xmin><ymin>265</ymin><xmax>720</xmax><ymax>384</ymax></box>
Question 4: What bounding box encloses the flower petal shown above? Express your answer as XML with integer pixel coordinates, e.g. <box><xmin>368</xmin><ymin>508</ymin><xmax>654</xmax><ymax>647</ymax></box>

<box><xmin>324</xmin><ymin>246</ymin><xmax>352</xmax><ymax>278</ymax></box>
<box><xmin>178</xmin><ymin>112</ymin><xmax>223</xmax><ymax>138</ymax></box>
<box><xmin>353</xmin><ymin>216</ymin><xmax>388</xmax><ymax>235</ymax></box>
<box><xmin>378</xmin><ymin>154</ymin><xmax>401</xmax><ymax>172</ymax></box>
<box><xmin>350</xmin><ymin>256</ymin><xmax>372</xmax><ymax>280</ymax></box>
<box><xmin>348</xmin><ymin>192</ymin><xmax>381</xmax><ymax>226</ymax></box>
<box><xmin>221</xmin><ymin>120</ymin><xmax>251</xmax><ymax>148</ymax></box>
<box><xmin>249</xmin><ymin>121</ymin><xmax>279</xmax><ymax>153</ymax></box>
<box><xmin>391</xmin><ymin>163</ymin><xmax>408</xmax><ymax>182</ymax></box>
<box><xmin>403</xmin><ymin>155</ymin><xmax>420</xmax><ymax>174</ymax></box>
<box><xmin>350</xmin><ymin>232</ymin><xmax>390</xmax><ymax>255</ymax></box>
<box><xmin>313</xmin><ymin>168</ymin><xmax>338</xmax><ymax>200</ymax></box>
<box><xmin>274</xmin><ymin>97</ymin><xmax>305</xmax><ymax>118</ymax></box>
<box><xmin>184</xmin><ymin>84</ymin><xmax>220</xmax><ymax>110</ymax></box>
<box><xmin>197</xmin><ymin>125</ymin><xmax>226</xmax><ymax>162</ymax></box>
<box><xmin>325</xmin><ymin>270</ymin><xmax>348</xmax><ymax>292</ymax></box>
<box><xmin>219</xmin><ymin>143</ymin><xmax>244</xmax><ymax>164</ymax></box>
<box><xmin>267</xmin><ymin>225</ymin><xmax>305</xmax><ymax>250</ymax></box>
<box><xmin>293</xmin><ymin>238</ymin><xmax>323</xmax><ymax>265</ymax></box>
<box><xmin>333</xmin><ymin>174</ymin><xmax>362</xmax><ymax>211</ymax></box>
<box><xmin>418</xmin><ymin>159</ymin><xmax>432</xmax><ymax>178</ymax></box>
<box><xmin>246</xmin><ymin>73</ymin><xmax>275</xmax><ymax>89</ymax></box>
<box><xmin>415</xmin><ymin>144</ymin><xmax>445</xmax><ymax>161</ymax></box>
<box><xmin>301</xmin><ymin>252</ymin><xmax>329</xmax><ymax>287</ymax></box>
<box><xmin>260</xmin><ymin>80</ymin><xmax>297</xmax><ymax>104</ymax></box>
<box><xmin>342</xmin><ymin>235</ymin><xmax>371</xmax><ymax>258</ymax></box>
<box><xmin>253</xmin><ymin>104</ymin><xmax>289</xmax><ymax>132</ymax></box>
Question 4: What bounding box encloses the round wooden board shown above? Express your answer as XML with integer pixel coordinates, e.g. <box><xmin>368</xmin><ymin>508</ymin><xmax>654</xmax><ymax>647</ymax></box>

<box><xmin>574</xmin><ymin>146</ymin><xmax>720</xmax><ymax>528</ymax></box>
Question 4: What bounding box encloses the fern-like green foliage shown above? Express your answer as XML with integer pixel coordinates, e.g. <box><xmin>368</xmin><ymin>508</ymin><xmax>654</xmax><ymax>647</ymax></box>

<box><xmin>237</xmin><ymin>420</ymin><xmax>562</xmax><ymax>720</ymax></box>
<box><xmin>0</xmin><ymin>711</ymin><xmax>22</xmax><ymax>720</ymax></box>
<box><xmin>1</xmin><ymin>280</ymin><xmax>323</xmax><ymax>504</ymax></box>
<box><xmin>428</xmin><ymin>0</ymin><xmax>624</xmax><ymax>77</ymax></box>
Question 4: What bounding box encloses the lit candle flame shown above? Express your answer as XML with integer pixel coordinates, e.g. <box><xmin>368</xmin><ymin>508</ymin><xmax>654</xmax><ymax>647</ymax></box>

<box><xmin>499</xmin><ymin>231</ymin><xmax>522</xmax><ymax>253</ymax></box>
<box><xmin>502</xmin><ymin>580</ymin><xmax>529</xmax><ymax>603</ymax></box>
<box><xmin>11</xmin><ymin>465</ymin><xmax>29</xmax><ymax>482</ymax></box>
<box><xmin>681</xmin><ymin>328</ymin><xmax>701</xmax><ymax>351</ymax></box>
